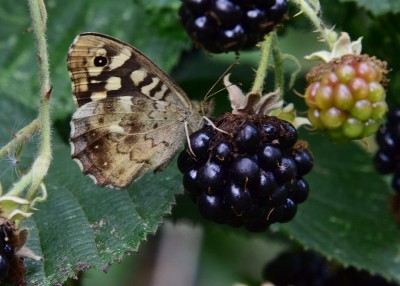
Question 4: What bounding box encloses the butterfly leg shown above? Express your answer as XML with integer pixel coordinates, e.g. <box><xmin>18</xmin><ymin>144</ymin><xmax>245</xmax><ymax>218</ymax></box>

<box><xmin>202</xmin><ymin>116</ymin><xmax>231</xmax><ymax>136</ymax></box>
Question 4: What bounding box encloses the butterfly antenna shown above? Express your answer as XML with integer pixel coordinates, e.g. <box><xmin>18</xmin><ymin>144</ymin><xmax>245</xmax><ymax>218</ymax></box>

<box><xmin>203</xmin><ymin>62</ymin><xmax>239</xmax><ymax>102</ymax></box>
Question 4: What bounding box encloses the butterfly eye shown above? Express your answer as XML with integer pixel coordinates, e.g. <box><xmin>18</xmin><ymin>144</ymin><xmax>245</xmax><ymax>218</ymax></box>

<box><xmin>94</xmin><ymin>56</ymin><xmax>108</xmax><ymax>67</ymax></box>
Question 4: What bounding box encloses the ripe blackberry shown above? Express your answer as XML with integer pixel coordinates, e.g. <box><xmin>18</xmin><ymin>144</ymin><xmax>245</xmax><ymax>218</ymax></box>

<box><xmin>374</xmin><ymin>107</ymin><xmax>400</xmax><ymax>194</ymax></box>
<box><xmin>178</xmin><ymin>112</ymin><xmax>313</xmax><ymax>232</ymax></box>
<box><xmin>179</xmin><ymin>0</ymin><xmax>288</xmax><ymax>53</ymax></box>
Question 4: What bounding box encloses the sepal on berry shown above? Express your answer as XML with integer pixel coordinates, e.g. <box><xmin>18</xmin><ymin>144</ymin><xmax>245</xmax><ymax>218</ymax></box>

<box><xmin>224</xmin><ymin>74</ymin><xmax>282</xmax><ymax>116</ymax></box>
<box><xmin>305</xmin><ymin>32</ymin><xmax>362</xmax><ymax>63</ymax></box>
<box><xmin>0</xmin><ymin>196</ymin><xmax>32</xmax><ymax>221</ymax></box>
<box><xmin>224</xmin><ymin>75</ymin><xmax>309</xmax><ymax>128</ymax></box>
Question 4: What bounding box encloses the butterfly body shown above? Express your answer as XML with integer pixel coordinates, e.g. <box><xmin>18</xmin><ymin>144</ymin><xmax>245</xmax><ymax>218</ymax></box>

<box><xmin>68</xmin><ymin>33</ymin><xmax>207</xmax><ymax>188</ymax></box>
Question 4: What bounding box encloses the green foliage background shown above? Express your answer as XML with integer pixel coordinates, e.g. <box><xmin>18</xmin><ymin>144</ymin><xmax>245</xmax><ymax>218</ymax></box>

<box><xmin>0</xmin><ymin>0</ymin><xmax>400</xmax><ymax>285</ymax></box>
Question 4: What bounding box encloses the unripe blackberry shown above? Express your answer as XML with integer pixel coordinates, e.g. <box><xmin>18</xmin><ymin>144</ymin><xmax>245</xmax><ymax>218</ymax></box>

<box><xmin>178</xmin><ymin>112</ymin><xmax>313</xmax><ymax>232</ymax></box>
<box><xmin>179</xmin><ymin>0</ymin><xmax>288</xmax><ymax>53</ymax></box>
<box><xmin>305</xmin><ymin>54</ymin><xmax>388</xmax><ymax>142</ymax></box>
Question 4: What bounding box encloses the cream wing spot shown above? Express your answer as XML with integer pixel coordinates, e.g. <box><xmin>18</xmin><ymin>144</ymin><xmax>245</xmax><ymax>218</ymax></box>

<box><xmin>130</xmin><ymin>69</ymin><xmax>147</xmax><ymax>86</ymax></box>
<box><xmin>141</xmin><ymin>77</ymin><xmax>160</xmax><ymax>97</ymax></box>
<box><xmin>109</xmin><ymin>124</ymin><xmax>125</xmax><ymax>134</ymax></box>
<box><xmin>90</xmin><ymin>92</ymin><xmax>108</xmax><ymax>101</ymax></box>
<box><xmin>105</xmin><ymin>77</ymin><xmax>122</xmax><ymax>91</ymax></box>
<box><xmin>153</xmin><ymin>84</ymin><xmax>168</xmax><ymax>100</ymax></box>
<box><xmin>94</xmin><ymin>48</ymin><xmax>107</xmax><ymax>57</ymax></box>
<box><xmin>109</xmin><ymin>48</ymin><xmax>131</xmax><ymax>70</ymax></box>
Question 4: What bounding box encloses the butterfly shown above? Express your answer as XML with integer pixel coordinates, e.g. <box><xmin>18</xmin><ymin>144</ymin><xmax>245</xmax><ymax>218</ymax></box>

<box><xmin>67</xmin><ymin>33</ymin><xmax>212</xmax><ymax>188</ymax></box>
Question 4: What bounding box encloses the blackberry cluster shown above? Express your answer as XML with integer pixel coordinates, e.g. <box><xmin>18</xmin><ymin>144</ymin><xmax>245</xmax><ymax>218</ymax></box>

<box><xmin>178</xmin><ymin>113</ymin><xmax>313</xmax><ymax>232</ymax></box>
<box><xmin>0</xmin><ymin>221</ymin><xmax>15</xmax><ymax>280</ymax></box>
<box><xmin>374</xmin><ymin>107</ymin><xmax>400</xmax><ymax>193</ymax></box>
<box><xmin>305</xmin><ymin>54</ymin><xmax>388</xmax><ymax>142</ymax></box>
<box><xmin>263</xmin><ymin>251</ymin><xmax>399</xmax><ymax>286</ymax></box>
<box><xmin>179</xmin><ymin>0</ymin><xmax>288</xmax><ymax>53</ymax></box>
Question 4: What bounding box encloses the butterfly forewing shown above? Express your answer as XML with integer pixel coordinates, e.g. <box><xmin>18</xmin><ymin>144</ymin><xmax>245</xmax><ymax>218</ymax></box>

<box><xmin>68</xmin><ymin>33</ymin><xmax>203</xmax><ymax>188</ymax></box>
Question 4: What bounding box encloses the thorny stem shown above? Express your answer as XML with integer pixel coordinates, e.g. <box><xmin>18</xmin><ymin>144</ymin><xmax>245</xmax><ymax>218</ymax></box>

<box><xmin>250</xmin><ymin>33</ymin><xmax>273</xmax><ymax>95</ymax></box>
<box><xmin>291</xmin><ymin>0</ymin><xmax>337</xmax><ymax>49</ymax></box>
<box><xmin>7</xmin><ymin>0</ymin><xmax>51</xmax><ymax>208</ymax></box>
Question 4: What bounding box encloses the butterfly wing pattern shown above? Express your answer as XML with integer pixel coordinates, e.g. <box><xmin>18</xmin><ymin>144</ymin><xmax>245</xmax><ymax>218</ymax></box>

<box><xmin>68</xmin><ymin>33</ymin><xmax>203</xmax><ymax>188</ymax></box>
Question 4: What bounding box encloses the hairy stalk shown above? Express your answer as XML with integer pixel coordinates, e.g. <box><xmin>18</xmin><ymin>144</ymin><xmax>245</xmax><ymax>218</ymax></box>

<box><xmin>291</xmin><ymin>0</ymin><xmax>337</xmax><ymax>49</ymax></box>
<box><xmin>271</xmin><ymin>33</ymin><xmax>284</xmax><ymax>97</ymax></box>
<box><xmin>0</xmin><ymin>119</ymin><xmax>40</xmax><ymax>161</ymax></box>
<box><xmin>7</xmin><ymin>0</ymin><xmax>52</xmax><ymax>206</ymax></box>
<box><xmin>251</xmin><ymin>33</ymin><xmax>273</xmax><ymax>95</ymax></box>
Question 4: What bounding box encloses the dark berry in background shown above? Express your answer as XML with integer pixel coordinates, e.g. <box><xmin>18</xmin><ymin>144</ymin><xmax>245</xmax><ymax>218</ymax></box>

<box><xmin>263</xmin><ymin>250</ymin><xmax>398</xmax><ymax>286</ymax></box>
<box><xmin>179</xmin><ymin>0</ymin><xmax>288</xmax><ymax>53</ymax></box>
<box><xmin>178</xmin><ymin>112</ymin><xmax>313</xmax><ymax>232</ymax></box>
<box><xmin>374</xmin><ymin>107</ymin><xmax>400</xmax><ymax>193</ymax></box>
<box><xmin>263</xmin><ymin>251</ymin><xmax>333</xmax><ymax>286</ymax></box>
<box><xmin>0</xmin><ymin>221</ymin><xmax>15</xmax><ymax>281</ymax></box>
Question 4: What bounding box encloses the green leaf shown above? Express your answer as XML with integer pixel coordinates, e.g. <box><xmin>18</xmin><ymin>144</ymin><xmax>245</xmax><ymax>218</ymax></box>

<box><xmin>274</xmin><ymin>132</ymin><xmax>400</xmax><ymax>282</ymax></box>
<box><xmin>337</xmin><ymin>0</ymin><xmax>400</xmax><ymax>16</ymax></box>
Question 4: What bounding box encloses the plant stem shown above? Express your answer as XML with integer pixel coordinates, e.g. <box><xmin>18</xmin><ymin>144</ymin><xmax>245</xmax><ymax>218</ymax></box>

<box><xmin>271</xmin><ymin>33</ymin><xmax>284</xmax><ymax>97</ymax></box>
<box><xmin>291</xmin><ymin>0</ymin><xmax>337</xmax><ymax>49</ymax></box>
<box><xmin>8</xmin><ymin>0</ymin><xmax>52</xmax><ymax>202</ymax></box>
<box><xmin>0</xmin><ymin>119</ymin><xmax>40</xmax><ymax>161</ymax></box>
<box><xmin>250</xmin><ymin>33</ymin><xmax>273</xmax><ymax>95</ymax></box>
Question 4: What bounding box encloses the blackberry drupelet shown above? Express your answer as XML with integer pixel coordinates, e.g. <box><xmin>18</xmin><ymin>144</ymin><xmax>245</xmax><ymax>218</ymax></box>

<box><xmin>178</xmin><ymin>112</ymin><xmax>313</xmax><ymax>232</ymax></box>
<box><xmin>179</xmin><ymin>0</ymin><xmax>288</xmax><ymax>53</ymax></box>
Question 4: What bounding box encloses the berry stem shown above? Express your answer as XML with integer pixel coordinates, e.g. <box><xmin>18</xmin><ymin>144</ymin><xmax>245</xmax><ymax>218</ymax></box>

<box><xmin>251</xmin><ymin>33</ymin><xmax>273</xmax><ymax>95</ymax></box>
<box><xmin>291</xmin><ymin>0</ymin><xmax>338</xmax><ymax>49</ymax></box>
<box><xmin>272</xmin><ymin>33</ymin><xmax>284</xmax><ymax>97</ymax></box>
<box><xmin>6</xmin><ymin>0</ymin><xmax>52</xmax><ymax>207</ymax></box>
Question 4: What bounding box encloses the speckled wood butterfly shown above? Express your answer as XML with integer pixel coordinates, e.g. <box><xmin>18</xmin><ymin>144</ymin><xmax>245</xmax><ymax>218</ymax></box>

<box><xmin>68</xmin><ymin>33</ymin><xmax>212</xmax><ymax>188</ymax></box>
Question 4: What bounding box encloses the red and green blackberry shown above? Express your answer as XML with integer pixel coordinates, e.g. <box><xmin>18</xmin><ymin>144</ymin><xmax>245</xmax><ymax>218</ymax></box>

<box><xmin>374</xmin><ymin>107</ymin><xmax>400</xmax><ymax>193</ymax></box>
<box><xmin>178</xmin><ymin>113</ymin><xmax>313</xmax><ymax>232</ymax></box>
<box><xmin>304</xmin><ymin>33</ymin><xmax>388</xmax><ymax>142</ymax></box>
<box><xmin>305</xmin><ymin>54</ymin><xmax>388</xmax><ymax>142</ymax></box>
<box><xmin>178</xmin><ymin>0</ymin><xmax>288</xmax><ymax>53</ymax></box>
